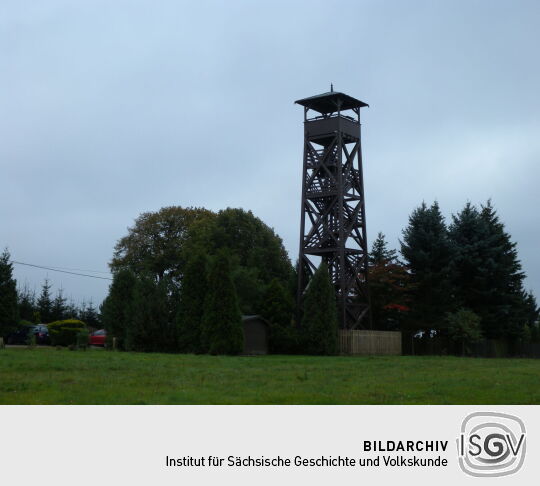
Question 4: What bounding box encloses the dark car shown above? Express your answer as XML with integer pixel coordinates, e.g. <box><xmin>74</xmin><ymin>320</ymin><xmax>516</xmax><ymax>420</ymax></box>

<box><xmin>31</xmin><ymin>324</ymin><xmax>50</xmax><ymax>345</ymax></box>
<box><xmin>7</xmin><ymin>324</ymin><xmax>49</xmax><ymax>345</ymax></box>
<box><xmin>6</xmin><ymin>326</ymin><xmax>31</xmax><ymax>344</ymax></box>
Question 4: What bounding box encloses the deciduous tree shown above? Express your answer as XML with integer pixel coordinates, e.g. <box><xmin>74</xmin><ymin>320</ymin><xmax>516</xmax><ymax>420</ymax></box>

<box><xmin>446</xmin><ymin>308</ymin><xmax>482</xmax><ymax>356</ymax></box>
<box><xmin>110</xmin><ymin>206</ymin><xmax>215</xmax><ymax>283</ymax></box>
<box><xmin>188</xmin><ymin>208</ymin><xmax>294</xmax><ymax>314</ymax></box>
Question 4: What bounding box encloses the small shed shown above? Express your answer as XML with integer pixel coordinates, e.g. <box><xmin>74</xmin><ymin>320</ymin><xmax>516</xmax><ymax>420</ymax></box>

<box><xmin>242</xmin><ymin>315</ymin><xmax>269</xmax><ymax>355</ymax></box>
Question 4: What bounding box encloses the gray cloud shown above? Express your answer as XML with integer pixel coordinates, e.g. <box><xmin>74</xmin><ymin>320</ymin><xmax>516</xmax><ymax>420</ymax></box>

<box><xmin>2</xmin><ymin>0</ymin><xmax>539</xmax><ymax>305</ymax></box>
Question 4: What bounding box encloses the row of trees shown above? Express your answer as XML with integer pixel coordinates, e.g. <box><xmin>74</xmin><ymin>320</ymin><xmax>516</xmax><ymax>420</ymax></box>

<box><xmin>3</xmin><ymin>200</ymin><xmax>538</xmax><ymax>356</ymax></box>
<box><xmin>101</xmin><ymin>207</ymin><xmax>296</xmax><ymax>353</ymax></box>
<box><xmin>18</xmin><ymin>279</ymin><xmax>100</xmax><ymax>327</ymax></box>
<box><xmin>368</xmin><ymin>200</ymin><xmax>539</xmax><ymax>349</ymax></box>
<box><xmin>0</xmin><ymin>249</ymin><xmax>100</xmax><ymax>339</ymax></box>
<box><xmin>100</xmin><ymin>206</ymin><xmax>339</xmax><ymax>355</ymax></box>
<box><xmin>101</xmin><ymin>251</ymin><xmax>244</xmax><ymax>354</ymax></box>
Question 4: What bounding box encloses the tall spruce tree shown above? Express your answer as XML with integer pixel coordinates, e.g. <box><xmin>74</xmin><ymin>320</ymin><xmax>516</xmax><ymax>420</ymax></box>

<box><xmin>448</xmin><ymin>203</ymin><xmax>488</xmax><ymax>311</ymax></box>
<box><xmin>176</xmin><ymin>252</ymin><xmax>208</xmax><ymax>353</ymax></box>
<box><xmin>0</xmin><ymin>249</ymin><xmax>19</xmax><ymax>338</ymax></box>
<box><xmin>478</xmin><ymin>201</ymin><xmax>526</xmax><ymax>338</ymax></box>
<box><xmin>201</xmin><ymin>251</ymin><xmax>243</xmax><ymax>355</ymax></box>
<box><xmin>300</xmin><ymin>263</ymin><xmax>338</xmax><ymax>355</ymax></box>
<box><xmin>37</xmin><ymin>279</ymin><xmax>54</xmax><ymax>323</ymax></box>
<box><xmin>443</xmin><ymin>200</ymin><xmax>533</xmax><ymax>340</ymax></box>
<box><xmin>400</xmin><ymin>201</ymin><xmax>455</xmax><ymax>333</ymax></box>
<box><xmin>101</xmin><ymin>269</ymin><xmax>137</xmax><ymax>349</ymax></box>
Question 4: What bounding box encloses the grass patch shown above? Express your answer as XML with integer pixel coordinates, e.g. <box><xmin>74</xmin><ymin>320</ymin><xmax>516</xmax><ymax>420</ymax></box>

<box><xmin>1</xmin><ymin>348</ymin><xmax>539</xmax><ymax>404</ymax></box>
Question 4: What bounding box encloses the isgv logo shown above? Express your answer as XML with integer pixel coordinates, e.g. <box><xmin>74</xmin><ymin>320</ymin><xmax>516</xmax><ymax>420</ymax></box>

<box><xmin>457</xmin><ymin>412</ymin><xmax>526</xmax><ymax>477</ymax></box>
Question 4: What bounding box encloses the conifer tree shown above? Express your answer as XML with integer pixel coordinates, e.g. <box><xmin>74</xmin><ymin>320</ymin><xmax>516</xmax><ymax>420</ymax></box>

<box><xmin>301</xmin><ymin>263</ymin><xmax>338</xmax><ymax>355</ymax></box>
<box><xmin>369</xmin><ymin>232</ymin><xmax>397</xmax><ymax>265</ymax></box>
<box><xmin>201</xmin><ymin>251</ymin><xmax>243</xmax><ymax>355</ymax></box>
<box><xmin>129</xmin><ymin>274</ymin><xmax>172</xmax><ymax>352</ymax></box>
<box><xmin>522</xmin><ymin>291</ymin><xmax>539</xmax><ymax>328</ymax></box>
<box><xmin>260</xmin><ymin>278</ymin><xmax>295</xmax><ymax>353</ymax></box>
<box><xmin>81</xmin><ymin>300</ymin><xmax>100</xmax><ymax>328</ymax></box>
<box><xmin>101</xmin><ymin>269</ymin><xmax>137</xmax><ymax>349</ymax></box>
<box><xmin>400</xmin><ymin>201</ymin><xmax>455</xmax><ymax>333</ymax></box>
<box><xmin>0</xmin><ymin>249</ymin><xmax>19</xmax><ymax>338</ymax></box>
<box><xmin>65</xmin><ymin>298</ymin><xmax>80</xmax><ymax>320</ymax></box>
<box><xmin>176</xmin><ymin>252</ymin><xmax>208</xmax><ymax>353</ymax></box>
<box><xmin>37</xmin><ymin>279</ymin><xmax>53</xmax><ymax>323</ymax></box>
<box><xmin>17</xmin><ymin>284</ymin><xmax>36</xmax><ymax>322</ymax></box>
<box><xmin>478</xmin><ymin>201</ymin><xmax>526</xmax><ymax>338</ymax></box>
<box><xmin>448</xmin><ymin>203</ymin><xmax>488</xmax><ymax>311</ymax></box>
<box><xmin>51</xmin><ymin>288</ymin><xmax>67</xmax><ymax>322</ymax></box>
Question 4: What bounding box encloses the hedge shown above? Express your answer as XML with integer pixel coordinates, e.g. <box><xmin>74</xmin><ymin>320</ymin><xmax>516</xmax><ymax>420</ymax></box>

<box><xmin>48</xmin><ymin>319</ymin><xmax>87</xmax><ymax>346</ymax></box>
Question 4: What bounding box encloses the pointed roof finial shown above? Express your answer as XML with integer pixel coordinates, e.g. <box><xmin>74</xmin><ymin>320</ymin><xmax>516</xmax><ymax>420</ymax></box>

<box><xmin>330</xmin><ymin>83</ymin><xmax>334</xmax><ymax>92</ymax></box>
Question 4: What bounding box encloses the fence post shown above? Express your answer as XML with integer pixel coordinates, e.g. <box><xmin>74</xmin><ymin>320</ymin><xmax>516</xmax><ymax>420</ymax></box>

<box><xmin>0</xmin><ymin>337</ymin><xmax>4</xmax><ymax>349</ymax></box>
<box><xmin>112</xmin><ymin>337</ymin><xmax>117</xmax><ymax>351</ymax></box>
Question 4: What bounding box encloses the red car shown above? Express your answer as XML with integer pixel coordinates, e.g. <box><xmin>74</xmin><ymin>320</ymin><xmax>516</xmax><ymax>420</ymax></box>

<box><xmin>89</xmin><ymin>329</ymin><xmax>106</xmax><ymax>346</ymax></box>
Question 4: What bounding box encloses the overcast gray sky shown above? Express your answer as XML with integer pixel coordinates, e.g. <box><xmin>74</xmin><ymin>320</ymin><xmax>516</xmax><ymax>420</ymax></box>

<box><xmin>2</xmin><ymin>0</ymin><xmax>539</xmax><ymax>307</ymax></box>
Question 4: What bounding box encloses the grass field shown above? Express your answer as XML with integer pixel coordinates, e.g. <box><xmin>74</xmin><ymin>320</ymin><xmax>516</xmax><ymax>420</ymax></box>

<box><xmin>1</xmin><ymin>347</ymin><xmax>539</xmax><ymax>404</ymax></box>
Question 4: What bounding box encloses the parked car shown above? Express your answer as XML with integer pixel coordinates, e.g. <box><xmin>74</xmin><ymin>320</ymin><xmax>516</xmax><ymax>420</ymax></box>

<box><xmin>7</xmin><ymin>324</ymin><xmax>49</xmax><ymax>345</ymax></box>
<box><xmin>32</xmin><ymin>324</ymin><xmax>50</xmax><ymax>345</ymax></box>
<box><xmin>89</xmin><ymin>329</ymin><xmax>106</xmax><ymax>346</ymax></box>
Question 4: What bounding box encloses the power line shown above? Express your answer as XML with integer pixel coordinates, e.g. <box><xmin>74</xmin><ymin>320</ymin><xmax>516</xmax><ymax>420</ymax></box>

<box><xmin>41</xmin><ymin>265</ymin><xmax>111</xmax><ymax>274</ymax></box>
<box><xmin>12</xmin><ymin>261</ymin><xmax>113</xmax><ymax>281</ymax></box>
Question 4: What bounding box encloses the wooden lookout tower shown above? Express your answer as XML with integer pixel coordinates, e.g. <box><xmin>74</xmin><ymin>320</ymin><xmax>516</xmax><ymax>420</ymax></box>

<box><xmin>295</xmin><ymin>87</ymin><xmax>372</xmax><ymax>329</ymax></box>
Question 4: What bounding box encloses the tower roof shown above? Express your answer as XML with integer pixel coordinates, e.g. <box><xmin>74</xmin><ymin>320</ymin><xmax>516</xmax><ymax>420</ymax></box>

<box><xmin>295</xmin><ymin>91</ymin><xmax>368</xmax><ymax>114</ymax></box>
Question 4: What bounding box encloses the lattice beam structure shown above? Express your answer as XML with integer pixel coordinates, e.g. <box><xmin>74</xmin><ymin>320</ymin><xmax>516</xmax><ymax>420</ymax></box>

<box><xmin>295</xmin><ymin>89</ymin><xmax>372</xmax><ymax>329</ymax></box>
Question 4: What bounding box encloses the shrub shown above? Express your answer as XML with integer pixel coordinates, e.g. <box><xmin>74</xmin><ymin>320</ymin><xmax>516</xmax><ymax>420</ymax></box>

<box><xmin>48</xmin><ymin>319</ymin><xmax>87</xmax><ymax>346</ymax></box>
<box><xmin>27</xmin><ymin>333</ymin><xmax>36</xmax><ymax>348</ymax></box>
<box><xmin>76</xmin><ymin>329</ymin><xmax>90</xmax><ymax>350</ymax></box>
<box><xmin>446</xmin><ymin>309</ymin><xmax>482</xmax><ymax>356</ymax></box>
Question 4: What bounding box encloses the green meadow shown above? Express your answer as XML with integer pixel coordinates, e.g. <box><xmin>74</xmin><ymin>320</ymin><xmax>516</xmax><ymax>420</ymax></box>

<box><xmin>1</xmin><ymin>347</ymin><xmax>539</xmax><ymax>405</ymax></box>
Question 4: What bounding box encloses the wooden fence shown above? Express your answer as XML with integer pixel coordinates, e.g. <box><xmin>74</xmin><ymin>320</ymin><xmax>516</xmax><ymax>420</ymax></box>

<box><xmin>339</xmin><ymin>330</ymin><xmax>402</xmax><ymax>355</ymax></box>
